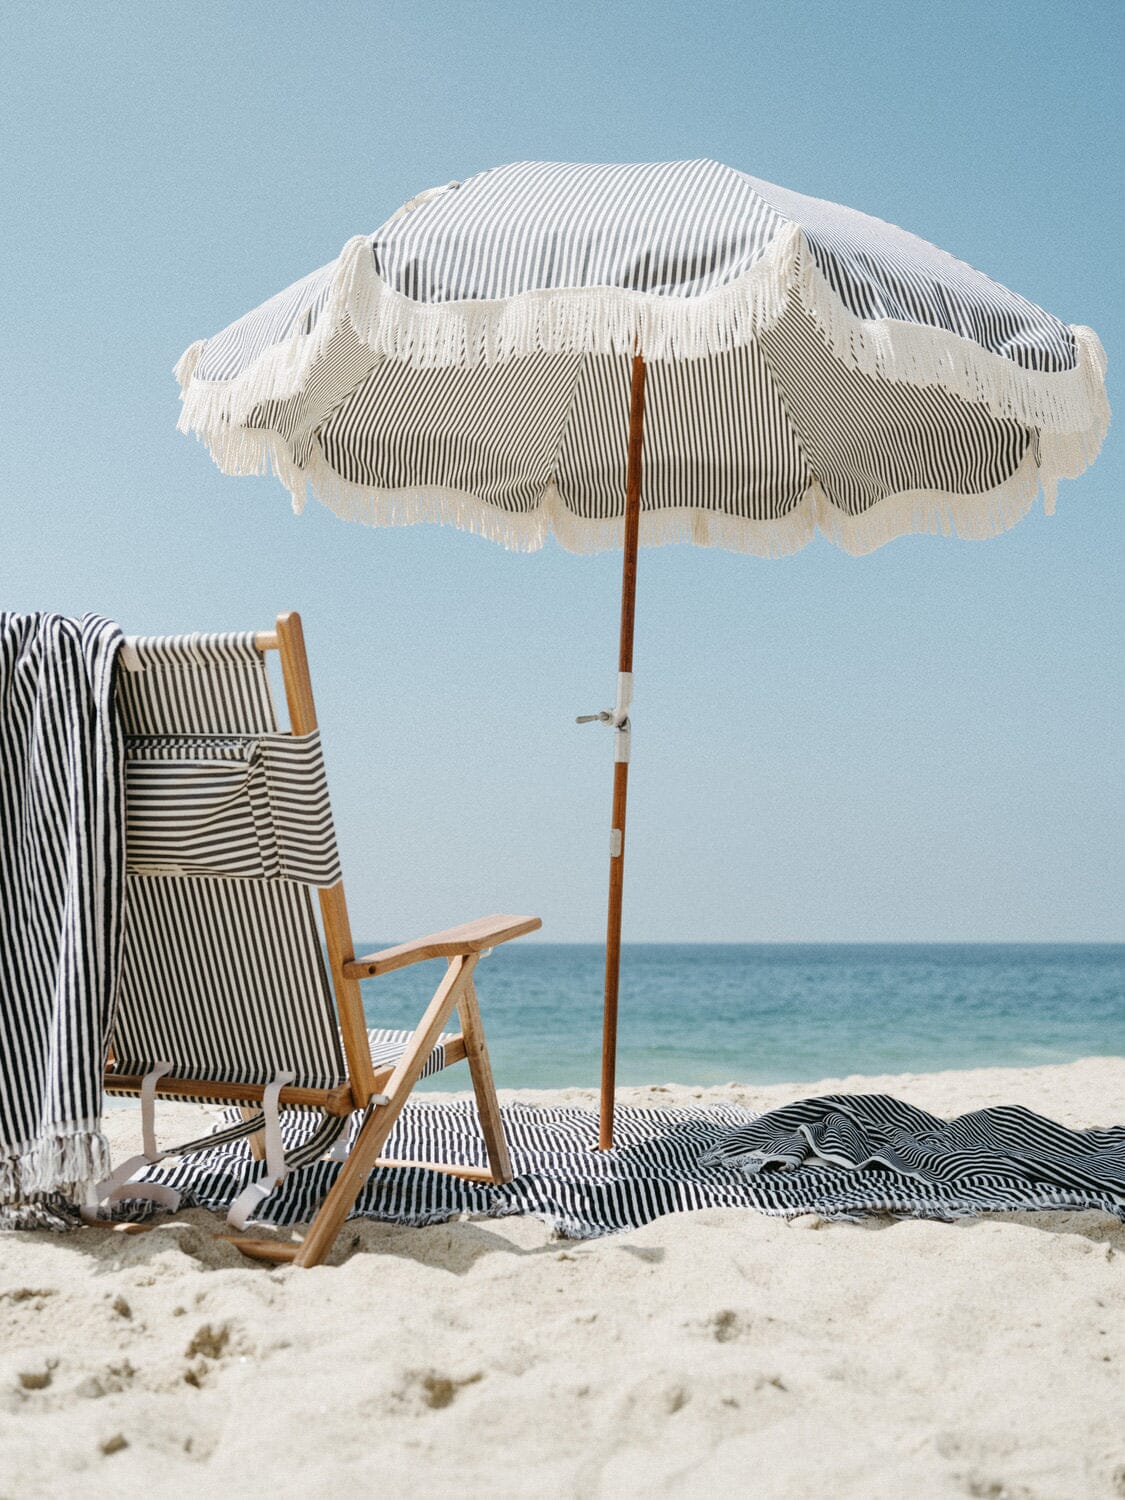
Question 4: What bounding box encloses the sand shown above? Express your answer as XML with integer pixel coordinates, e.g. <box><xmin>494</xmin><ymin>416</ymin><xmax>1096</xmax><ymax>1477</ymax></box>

<box><xmin>1</xmin><ymin>1057</ymin><xmax>1123</xmax><ymax>1499</ymax></box>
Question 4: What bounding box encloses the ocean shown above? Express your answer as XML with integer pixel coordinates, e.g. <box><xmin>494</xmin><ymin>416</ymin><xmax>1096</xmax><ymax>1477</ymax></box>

<box><xmin>357</xmin><ymin>943</ymin><xmax>1125</xmax><ymax>1091</ymax></box>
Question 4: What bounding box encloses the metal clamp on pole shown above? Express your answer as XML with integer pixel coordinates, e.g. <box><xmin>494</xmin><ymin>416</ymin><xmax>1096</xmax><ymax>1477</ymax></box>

<box><xmin>577</xmin><ymin>671</ymin><xmax>633</xmax><ymax>763</ymax></box>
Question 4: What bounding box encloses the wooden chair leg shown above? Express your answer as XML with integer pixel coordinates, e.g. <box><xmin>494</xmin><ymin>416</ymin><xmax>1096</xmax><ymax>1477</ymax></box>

<box><xmin>292</xmin><ymin>954</ymin><xmax>477</xmax><ymax>1268</ymax></box>
<box><xmin>457</xmin><ymin>976</ymin><xmax>512</xmax><ymax>1185</ymax></box>
<box><xmin>240</xmin><ymin>1106</ymin><xmax>267</xmax><ymax>1161</ymax></box>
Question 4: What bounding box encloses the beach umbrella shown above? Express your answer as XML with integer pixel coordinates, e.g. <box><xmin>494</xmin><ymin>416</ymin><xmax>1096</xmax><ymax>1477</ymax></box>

<box><xmin>174</xmin><ymin>159</ymin><xmax>1109</xmax><ymax>1147</ymax></box>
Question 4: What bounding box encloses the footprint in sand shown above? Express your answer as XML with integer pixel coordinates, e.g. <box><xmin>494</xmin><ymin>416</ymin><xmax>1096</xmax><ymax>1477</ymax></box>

<box><xmin>184</xmin><ymin>1322</ymin><xmax>230</xmax><ymax>1361</ymax></box>
<box><xmin>706</xmin><ymin>1308</ymin><xmax>746</xmax><ymax>1343</ymax></box>
<box><xmin>75</xmin><ymin>1362</ymin><xmax>136</xmax><ymax>1400</ymax></box>
<box><xmin>0</xmin><ymin>1288</ymin><xmax>57</xmax><ymax>1308</ymax></box>
<box><xmin>399</xmin><ymin>1369</ymin><xmax>484</xmax><ymax>1410</ymax></box>
<box><xmin>181</xmin><ymin>1320</ymin><xmax>244</xmax><ymax>1388</ymax></box>
<box><xmin>16</xmin><ymin>1359</ymin><xmax>56</xmax><ymax>1392</ymax></box>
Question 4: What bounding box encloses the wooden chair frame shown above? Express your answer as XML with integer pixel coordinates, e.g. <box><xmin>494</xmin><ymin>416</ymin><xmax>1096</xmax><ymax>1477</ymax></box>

<box><xmin>104</xmin><ymin>611</ymin><xmax>540</xmax><ymax>1267</ymax></box>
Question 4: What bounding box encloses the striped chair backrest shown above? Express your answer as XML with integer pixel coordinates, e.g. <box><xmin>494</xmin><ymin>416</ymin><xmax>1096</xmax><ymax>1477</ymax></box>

<box><xmin>112</xmin><ymin>632</ymin><xmax>348</xmax><ymax>1094</ymax></box>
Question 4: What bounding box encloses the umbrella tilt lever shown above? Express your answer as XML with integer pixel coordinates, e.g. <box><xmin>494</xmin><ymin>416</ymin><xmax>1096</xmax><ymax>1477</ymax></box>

<box><xmin>576</xmin><ymin>671</ymin><xmax>633</xmax><ymax>763</ymax></box>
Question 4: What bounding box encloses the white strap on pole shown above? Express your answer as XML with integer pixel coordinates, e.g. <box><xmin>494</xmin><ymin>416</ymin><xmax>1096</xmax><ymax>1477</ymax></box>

<box><xmin>576</xmin><ymin>671</ymin><xmax>634</xmax><ymax>763</ymax></box>
<box><xmin>613</xmin><ymin>671</ymin><xmax>632</xmax><ymax>763</ymax></box>
<box><xmin>226</xmin><ymin>1071</ymin><xmax>296</xmax><ymax>1232</ymax></box>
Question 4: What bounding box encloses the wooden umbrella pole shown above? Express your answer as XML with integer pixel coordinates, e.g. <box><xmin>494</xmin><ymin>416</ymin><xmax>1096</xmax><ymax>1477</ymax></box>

<box><xmin>599</xmin><ymin>351</ymin><xmax>647</xmax><ymax>1150</ymax></box>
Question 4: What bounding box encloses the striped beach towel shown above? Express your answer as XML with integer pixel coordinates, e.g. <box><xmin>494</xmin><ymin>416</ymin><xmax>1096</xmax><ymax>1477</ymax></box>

<box><xmin>0</xmin><ymin>613</ymin><xmax>124</xmax><ymax>1225</ymax></box>
<box><xmin>125</xmin><ymin>1093</ymin><xmax>1125</xmax><ymax>1238</ymax></box>
<box><xmin>126</xmin><ymin>1101</ymin><xmax>766</xmax><ymax>1237</ymax></box>
<box><xmin>700</xmin><ymin>1094</ymin><xmax>1125</xmax><ymax>1221</ymax></box>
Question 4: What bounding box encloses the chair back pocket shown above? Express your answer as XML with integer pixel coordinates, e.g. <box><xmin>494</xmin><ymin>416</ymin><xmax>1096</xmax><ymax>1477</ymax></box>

<box><xmin>125</xmin><ymin>733</ymin><xmax>341</xmax><ymax>886</ymax></box>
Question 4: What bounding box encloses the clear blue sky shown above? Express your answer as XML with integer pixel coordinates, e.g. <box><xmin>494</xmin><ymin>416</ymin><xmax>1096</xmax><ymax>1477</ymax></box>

<box><xmin>2</xmin><ymin>1</ymin><xmax>1121</xmax><ymax>942</ymax></box>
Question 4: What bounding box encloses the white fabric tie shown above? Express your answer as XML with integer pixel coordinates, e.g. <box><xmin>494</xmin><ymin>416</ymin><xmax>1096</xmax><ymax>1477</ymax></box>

<box><xmin>119</xmin><ymin>638</ymin><xmax>143</xmax><ymax>673</ymax></box>
<box><xmin>325</xmin><ymin>1088</ymin><xmax>390</xmax><ymax>1162</ymax></box>
<box><xmin>83</xmin><ymin>1061</ymin><xmax>182</xmax><ymax>1217</ymax></box>
<box><xmin>226</xmin><ymin>1072</ymin><xmax>296</xmax><ymax>1232</ymax></box>
<box><xmin>139</xmin><ymin>1061</ymin><xmax>169</xmax><ymax>1159</ymax></box>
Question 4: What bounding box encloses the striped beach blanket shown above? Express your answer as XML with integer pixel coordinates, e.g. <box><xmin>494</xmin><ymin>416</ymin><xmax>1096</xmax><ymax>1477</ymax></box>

<box><xmin>700</xmin><ymin>1094</ymin><xmax>1125</xmax><ymax>1221</ymax></box>
<box><xmin>127</xmin><ymin>1094</ymin><xmax>1125</xmax><ymax>1238</ymax></box>
<box><xmin>129</xmin><ymin>1102</ymin><xmax>763</xmax><ymax>1237</ymax></box>
<box><xmin>0</xmin><ymin>613</ymin><xmax>124</xmax><ymax>1225</ymax></box>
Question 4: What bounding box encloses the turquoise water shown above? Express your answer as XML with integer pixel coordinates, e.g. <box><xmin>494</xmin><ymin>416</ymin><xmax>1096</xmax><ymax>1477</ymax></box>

<box><xmin>357</xmin><ymin>943</ymin><xmax>1125</xmax><ymax>1091</ymax></box>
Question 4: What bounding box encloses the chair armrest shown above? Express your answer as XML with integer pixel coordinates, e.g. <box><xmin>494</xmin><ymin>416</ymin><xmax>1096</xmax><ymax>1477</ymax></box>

<box><xmin>342</xmin><ymin>914</ymin><xmax>542</xmax><ymax>979</ymax></box>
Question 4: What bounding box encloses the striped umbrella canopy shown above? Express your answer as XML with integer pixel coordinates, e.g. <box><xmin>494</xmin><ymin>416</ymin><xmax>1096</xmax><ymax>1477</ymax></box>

<box><xmin>176</xmin><ymin>159</ymin><xmax>1110</xmax><ymax>1146</ymax></box>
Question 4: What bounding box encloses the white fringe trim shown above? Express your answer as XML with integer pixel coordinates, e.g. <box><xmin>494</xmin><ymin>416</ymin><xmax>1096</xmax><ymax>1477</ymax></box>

<box><xmin>176</xmin><ymin>223</ymin><xmax>1109</xmax><ymax>457</ymax></box>
<box><xmin>220</xmin><ymin>438</ymin><xmax>1059</xmax><ymax>558</ymax></box>
<box><xmin>792</xmin><ymin>235</ymin><xmax>1110</xmax><ymax>440</ymax></box>
<box><xmin>0</xmin><ymin>1123</ymin><xmax>111</xmax><ymax>1202</ymax></box>
<box><xmin>341</xmin><ymin>225</ymin><xmax>799</xmax><ymax>368</ymax></box>
<box><xmin>173</xmin><ymin>339</ymin><xmax>204</xmax><ymax>388</ymax></box>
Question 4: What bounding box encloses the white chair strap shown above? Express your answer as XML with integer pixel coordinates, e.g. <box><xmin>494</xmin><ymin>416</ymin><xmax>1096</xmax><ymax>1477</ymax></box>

<box><xmin>261</xmin><ymin>1073</ymin><xmax>290</xmax><ymax>1182</ymax></box>
<box><xmin>140</xmin><ymin>1059</ymin><xmax>173</xmax><ymax>1159</ymax></box>
<box><xmin>226</xmin><ymin>1071</ymin><xmax>296</xmax><ymax>1232</ymax></box>
<box><xmin>83</xmin><ymin>1061</ymin><xmax>177</xmax><ymax>1219</ymax></box>
<box><xmin>104</xmin><ymin>1180</ymin><xmax>182</xmax><ymax>1212</ymax></box>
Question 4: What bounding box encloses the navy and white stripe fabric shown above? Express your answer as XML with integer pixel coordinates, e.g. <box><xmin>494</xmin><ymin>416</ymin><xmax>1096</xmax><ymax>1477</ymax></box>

<box><xmin>0</xmin><ymin>614</ymin><xmax>123</xmax><ymax>1224</ymax></box>
<box><xmin>113</xmin><ymin>632</ymin><xmax>349</xmax><ymax>1097</ymax></box>
<box><xmin>176</xmin><ymin>159</ymin><xmax>1108</xmax><ymax>556</ymax></box>
<box><xmin>104</xmin><ymin>631</ymin><xmax>467</xmax><ymax>1203</ymax></box>
<box><xmin>111</xmin><ymin>634</ymin><xmax>454</xmax><ymax>1102</ymax></box>
<box><xmin>123</xmin><ymin>1095</ymin><xmax>1125</xmax><ymax>1237</ymax></box>
<box><xmin>114</xmin><ymin>874</ymin><xmax>346</xmax><ymax>1090</ymax></box>
<box><xmin>128</xmin><ymin>1101</ymin><xmax>761</xmax><ymax>1235</ymax></box>
<box><xmin>125</xmin><ymin>730</ymin><xmax>341</xmax><ymax>886</ymax></box>
<box><xmin>699</xmin><ymin>1094</ymin><xmax>1125</xmax><ymax>1220</ymax></box>
<box><xmin>117</xmin><ymin>632</ymin><xmax>276</xmax><ymax>736</ymax></box>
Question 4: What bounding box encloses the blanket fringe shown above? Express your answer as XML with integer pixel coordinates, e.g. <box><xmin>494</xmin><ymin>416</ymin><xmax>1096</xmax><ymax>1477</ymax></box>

<box><xmin>0</xmin><ymin>1126</ymin><xmax>111</xmax><ymax>1203</ymax></box>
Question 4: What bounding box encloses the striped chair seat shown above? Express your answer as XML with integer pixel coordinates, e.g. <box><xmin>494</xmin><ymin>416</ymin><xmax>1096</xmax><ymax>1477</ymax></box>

<box><xmin>367</xmin><ymin>1028</ymin><xmax>457</xmax><ymax>1082</ymax></box>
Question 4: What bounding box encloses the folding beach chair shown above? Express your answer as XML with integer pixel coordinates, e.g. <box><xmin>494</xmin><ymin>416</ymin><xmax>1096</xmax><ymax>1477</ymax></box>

<box><xmin>101</xmin><ymin>611</ymin><xmax>539</xmax><ymax>1266</ymax></box>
